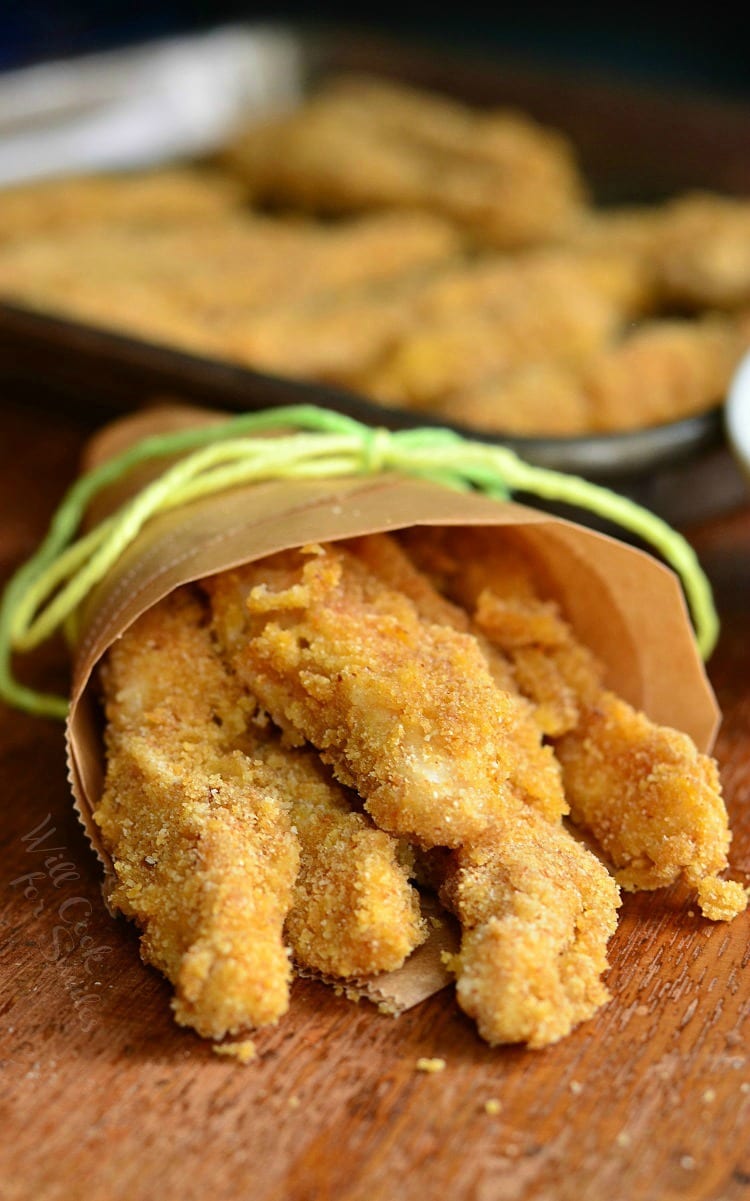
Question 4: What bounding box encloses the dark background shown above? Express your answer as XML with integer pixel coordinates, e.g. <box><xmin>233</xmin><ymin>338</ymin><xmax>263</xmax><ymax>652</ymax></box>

<box><xmin>2</xmin><ymin>2</ymin><xmax>749</xmax><ymax>101</ymax></box>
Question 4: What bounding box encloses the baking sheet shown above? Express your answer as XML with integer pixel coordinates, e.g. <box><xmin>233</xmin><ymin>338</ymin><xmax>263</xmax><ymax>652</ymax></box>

<box><xmin>1</xmin><ymin>22</ymin><xmax>749</xmax><ymax>522</ymax></box>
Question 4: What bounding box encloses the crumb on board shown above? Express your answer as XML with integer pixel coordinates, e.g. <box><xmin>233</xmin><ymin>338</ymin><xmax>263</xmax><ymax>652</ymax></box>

<box><xmin>484</xmin><ymin>1098</ymin><xmax>502</xmax><ymax>1115</ymax></box>
<box><xmin>212</xmin><ymin>1039</ymin><xmax>257</xmax><ymax>1064</ymax></box>
<box><xmin>416</xmin><ymin>1057</ymin><xmax>447</xmax><ymax>1073</ymax></box>
<box><xmin>288</xmin><ymin>1095</ymin><xmax>301</xmax><ymax>1109</ymax></box>
<box><xmin>569</xmin><ymin>1080</ymin><xmax>583</xmax><ymax>1095</ymax></box>
<box><xmin>696</xmin><ymin>877</ymin><xmax>749</xmax><ymax>922</ymax></box>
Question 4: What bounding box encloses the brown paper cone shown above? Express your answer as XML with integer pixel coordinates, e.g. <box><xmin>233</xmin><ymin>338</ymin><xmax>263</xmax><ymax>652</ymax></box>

<box><xmin>65</xmin><ymin>402</ymin><xmax>720</xmax><ymax>1014</ymax></box>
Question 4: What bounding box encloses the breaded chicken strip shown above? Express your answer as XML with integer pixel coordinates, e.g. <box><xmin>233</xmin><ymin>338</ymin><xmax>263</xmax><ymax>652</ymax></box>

<box><xmin>224</xmin><ymin>74</ymin><xmax>587</xmax><ymax>249</ymax></box>
<box><xmin>102</xmin><ymin>583</ymin><xmax>426</xmax><ymax>1002</ymax></box>
<box><xmin>345</xmin><ymin>533</ymin><xmax>561</xmax><ymax>808</ymax></box>
<box><xmin>432</xmin><ymin>809</ymin><xmax>621</xmax><ymax>1048</ymax></box>
<box><xmin>354</xmin><ymin>248</ymin><xmax>647</xmax><ymax>413</ymax></box>
<box><xmin>206</xmin><ymin>541</ymin><xmax>567</xmax><ymax>850</ymax></box>
<box><xmin>583</xmin><ymin>312</ymin><xmax>750</xmax><ymax>431</ymax></box>
<box><xmin>389</xmin><ymin>310</ymin><xmax>750</xmax><ymax>437</ymax></box>
<box><xmin>97</xmin><ymin>588</ymin><xmax>299</xmax><ymax>1039</ymax></box>
<box><xmin>254</xmin><ymin>739</ymin><xmax>427</xmax><ymax>978</ymax></box>
<box><xmin>553</xmin><ymin>693</ymin><xmax>745</xmax><ymax>915</ymax></box>
<box><xmin>571</xmin><ymin>192</ymin><xmax>750</xmax><ymax>311</ymax></box>
<box><xmin>0</xmin><ymin>209</ymin><xmax>459</xmax><ymax>376</ymax></box>
<box><xmin>647</xmin><ymin>192</ymin><xmax>750</xmax><ymax>311</ymax></box>
<box><xmin>443</xmin><ymin>364</ymin><xmax>594</xmax><ymax>436</ymax></box>
<box><xmin>399</xmin><ymin>528</ymin><xmax>747</xmax><ymax>919</ymax></box>
<box><xmin>206</xmin><ymin>568</ymin><xmax>428</xmax><ymax>978</ymax></box>
<box><xmin>0</xmin><ymin>168</ymin><xmax>245</xmax><ymax>243</ymax></box>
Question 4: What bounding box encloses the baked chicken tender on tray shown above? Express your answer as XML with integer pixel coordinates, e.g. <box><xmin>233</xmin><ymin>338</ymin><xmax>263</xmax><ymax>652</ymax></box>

<box><xmin>572</xmin><ymin>192</ymin><xmax>750</xmax><ymax>312</ymax></box>
<box><xmin>223</xmin><ymin>74</ymin><xmax>587</xmax><ymax>249</ymax></box>
<box><xmin>399</xmin><ymin>527</ymin><xmax>747</xmax><ymax>920</ymax></box>
<box><xmin>0</xmin><ymin>167</ymin><xmax>246</xmax><ymax>243</ymax></box>
<box><xmin>425</xmin><ymin>309</ymin><xmax>750</xmax><ymax>437</ymax></box>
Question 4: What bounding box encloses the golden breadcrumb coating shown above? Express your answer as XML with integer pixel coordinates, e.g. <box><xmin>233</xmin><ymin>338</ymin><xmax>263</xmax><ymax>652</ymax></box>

<box><xmin>418</xmin><ymin>363</ymin><xmax>594</xmax><ymax>437</ymax></box>
<box><xmin>206</xmin><ymin>568</ymin><xmax>428</xmax><ymax>978</ymax></box>
<box><xmin>207</xmin><ymin>541</ymin><xmax>567</xmax><ymax>849</ymax></box>
<box><xmin>353</xmin><ymin>248</ymin><xmax>646</xmax><ymax>413</ymax></box>
<box><xmin>0</xmin><ymin>168</ymin><xmax>246</xmax><ymax>242</ymax></box>
<box><xmin>571</xmin><ymin>192</ymin><xmax>750</xmax><ymax>312</ymax></box>
<box><xmin>223</xmin><ymin>74</ymin><xmax>587</xmax><ymax>249</ymax></box>
<box><xmin>554</xmin><ymin>694</ymin><xmax>737</xmax><ymax>895</ymax></box>
<box><xmin>94</xmin><ymin>524</ymin><xmax>747</xmax><ymax>1053</ymax></box>
<box><xmin>0</xmin><ymin>208</ymin><xmax>460</xmax><ymax>377</ymax></box>
<box><xmin>103</xmin><ymin>583</ymin><xmax>427</xmax><ymax>1006</ymax></box>
<box><xmin>473</xmin><ymin>590</ymin><xmax>602</xmax><ymax>736</ymax></box>
<box><xmin>651</xmin><ymin>192</ymin><xmax>750</xmax><ymax>310</ymax></box>
<box><xmin>97</xmin><ymin>588</ymin><xmax>299</xmax><ymax>1039</ymax></box>
<box><xmin>583</xmin><ymin>312</ymin><xmax>750</xmax><ymax>431</ymax></box>
<box><xmin>386</xmin><ymin>309</ymin><xmax>750</xmax><ymax>436</ymax></box>
<box><xmin>399</xmin><ymin>528</ymin><xmax>745</xmax><ymax>920</ymax></box>
<box><xmin>435</xmin><ymin>809</ymin><xmax>621</xmax><ymax>1048</ymax></box>
<box><xmin>696</xmin><ymin>876</ymin><xmax>749</xmax><ymax>922</ymax></box>
<box><xmin>471</xmin><ymin>569</ymin><xmax>744</xmax><ymax>915</ymax></box>
<box><xmin>345</xmin><ymin>534</ymin><xmax>561</xmax><ymax>804</ymax></box>
<box><xmin>243</xmin><ymin>736</ymin><xmax>427</xmax><ymax>979</ymax></box>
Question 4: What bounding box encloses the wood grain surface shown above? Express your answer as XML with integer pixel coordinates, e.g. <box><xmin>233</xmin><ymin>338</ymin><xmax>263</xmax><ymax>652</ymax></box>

<box><xmin>1</xmin><ymin>397</ymin><xmax>749</xmax><ymax>1201</ymax></box>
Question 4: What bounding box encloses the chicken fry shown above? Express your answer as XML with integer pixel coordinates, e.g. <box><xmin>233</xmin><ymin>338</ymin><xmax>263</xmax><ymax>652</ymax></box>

<box><xmin>433</xmin><ymin>808</ymin><xmax>621</xmax><ymax>1048</ymax></box>
<box><xmin>102</xmin><ymin>583</ymin><xmax>428</xmax><ymax>1011</ymax></box>
<box><xmin>571</xmin><ymin>192</ymin><xmax>750</xmax><ymax>312</ymax></box>
<box><xmin>205</xmin><ymin>540</ymin><xmax>567</xmax><ymax>851</ymax></box>
<box><xmin>385</xmin><ymin>309</ymin><xmax>750</xmax><ymax>437</ymax></box>
<box><xmin>649</xmin><ymin>192</ymin><xmax>750</xmax><ymax>311</ymax></box>
<box><xmin>97</xmin><ymin>587</ymin><xmax>299</xmax><ymax>1039</ymax></box>
<box><xmin>353</xmin><ymin>248</ymin><xmax>647</xmax><ymax>413</ymax></box>
<box><xmin>224</xmin><ymin>74</ymin><xmax>587</xmax><ymax>249</ymax></box>
<box><xmin>345</xmin><ymin>533</ymin><xmax>562</xmax><ymax>808</ymax></box>
<box><xmin>399</xmin><ymin>528</ymin><xmax>747</xmax><ymax>919</ymax></box>
<box><xmin>206</xmin><ymin>568</ymin><xmax>428</xmax><ymax>978</ymax></box>
<box><xmin>242</xmin><ymin>735</ymin><xmax>427</xmax><ymax>980</ymax></box>
<box><xmin>0</xmin><ymin>167</ymin><xmax>246</xmax><ymax>243</ymax></box>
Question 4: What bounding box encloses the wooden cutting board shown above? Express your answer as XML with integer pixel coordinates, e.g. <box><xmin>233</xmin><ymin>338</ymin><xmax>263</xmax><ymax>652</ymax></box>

<box><xmin>1</xmin><ymin>397</ymin><xmax>748</xmax><ymax>1201</ymax></box>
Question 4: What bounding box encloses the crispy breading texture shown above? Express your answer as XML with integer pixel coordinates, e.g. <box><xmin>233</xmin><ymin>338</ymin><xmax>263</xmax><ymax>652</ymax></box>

<box><xmin>435</xmin><ymin>810</ymin><xmax>621</xmax><ymax>1048</ymax></box>
<box><xmin>345</xmin><ymin>534</ymin><xmax>561</xmax><ymax>806</ymax></box>
<box><xmin>571</xmin><ymin>192</ymin><xmax>750</xmax><ymax>312</ymax></box>
<box><xmin>0</xmin><ymin>168</ymin><xmax>246</xmax><ymax>243</ymax></box>
<box><xmin>0</xmin><ymin>208</ymin><xmax>460</xmax><ymax>379</ymax></box>
<box><xmin>97</xmin><ymin>588</ymin><xmax>299</xmax><ymax>1039</ymax></box>
<box><xmin>223</xmin><ymin>74</ymin><xmax>587</xmax><ymax>249</ymax></box>
<box><xmin>209</xmin><ymin>541</ymin><xmax>567</xmax><ymax>850</ymax></box>
<box><xmin>384</xmin><ymin>309</ymin><xmax>750</xmax><ymax>436</ymax></box>
<box><xmin>353</xmin><ymin>248</ymin><xmax>649</xmax><ymax>414</ymax></box>
<box><xmin>399</xmin><ymin>527</ymin><xmax>746</xmax><ymax>919</ymax></box>
<box><xmin>102</xmin><ymin>583</ymin><xmax>427</xmax><ymax>1007</ymax></box>
<box><xmin>206</xmin><ymin>569</ymin><xmax>428</xmax><ymax>978</ymax></box>
<box><xmin>553</xmin><ymin>694</ymin><xmax>737</xmax><ymax>894</ymax></box>
<box><xmin>649</xmin><ymin>192</ymin><xmax>750</xmax><ymax>311</ymax></box>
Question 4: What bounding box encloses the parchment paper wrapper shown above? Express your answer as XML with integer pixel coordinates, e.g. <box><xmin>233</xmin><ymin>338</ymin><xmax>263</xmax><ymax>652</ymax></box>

<box><xmin>65</xmin><ymin>403</ymin><xmax>720</xmax><ymax>1015</ymax></box>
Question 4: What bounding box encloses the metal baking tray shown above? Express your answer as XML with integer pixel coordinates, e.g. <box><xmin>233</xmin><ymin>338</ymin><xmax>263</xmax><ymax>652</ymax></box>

<box><xmin>1</xmin><ymin>22</ymin><xmax>749</xmax><ymax>524</ymax></box>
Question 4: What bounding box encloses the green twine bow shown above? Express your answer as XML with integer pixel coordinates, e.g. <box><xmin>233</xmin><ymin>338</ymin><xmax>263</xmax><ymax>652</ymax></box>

<box><xmin>0</xmin><ymin>404</ymin><xmax>718</xmax><ymax>720</ymax></box>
